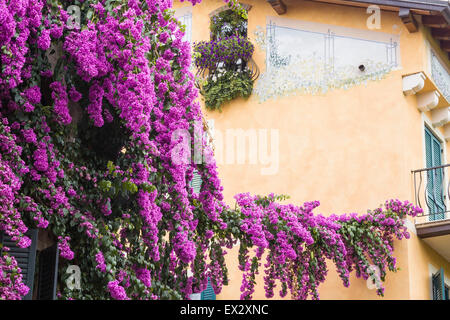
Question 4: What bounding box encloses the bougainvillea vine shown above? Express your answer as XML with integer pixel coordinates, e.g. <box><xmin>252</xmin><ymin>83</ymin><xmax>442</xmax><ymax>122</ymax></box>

<box><xmin>0</xmin><ymin>0</ymin><xmax>422</xmax><ymax>301</ymax></box>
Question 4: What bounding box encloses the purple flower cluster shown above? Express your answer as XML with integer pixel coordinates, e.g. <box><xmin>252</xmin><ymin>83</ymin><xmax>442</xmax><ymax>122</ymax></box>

<box><xmin>174</xmin><ymin>231</ymin><xmax>196</xmax><ymax>264</ymax></box>
<box><xmin>23</xmin><ymin>86</ymin><xmax>41</xmax><ymax>105</ymax></box>
<box><xmin>193</xmin><ymin>36</ymin><xmax>254</xmax><ymax>70</ymax></box>
<box><xmin>0</xmin><ymin>1</ymin><xmax>15</xmax><ymax>46</ymax></box>
<box><xmin>21</xmin><ymin>196</ymin><xmax>49</xmax><ymax>228</ymax></box>
<box><xmin>37</xmin><ymin>29</ymin><xmax>51</xmax><ymax>50</ymax></box>
<box><xmin>0</xmin><ymin>0</ymin><xmax>44</xmax><ymax>90</ymax></box>
<box><xmin>0</xmin><ymin>119</ymin><xmax>30</xmax><ymax>252</ymax></box>
<box><xmin>33</xmin><ymin>142</ymin><xmax>48</xmax><ymax>172</ymax></box>
<box><xmin>107</xmin><ymin>280</ymin><xmax>129</xmax><ymax>300</ymax></box>
<box><xmin>0</xmin><ymin>146</ymin><xmax>31</xmax><ymax>298</ymax></box>
<box><xmin>95</xmin><ymin>252</ymin><xmax>107</xmax><ymax>272</ymax></box>
<box><xmin>21</xmin><ymin>128</ymin><xmax>37</xmax><ymax>144</ymax></box>
<box><xmin>69</xmin><ymin>87</ymin><xmax>82</xmax><ymax>102</ymax></box>
<box><xmin>63</xmin><ymin>26</ymin><xmax>109</xmax><ymax>82</ymax></box>
<box><xmin>58</xmin><ymin>236</ymin><xmax>74</xmax><ymax>260</ymax></box>
<box><xmin>50</xmin><ymin>81</ymin><xmax>71</xmax><ymax>125</ymax></box>
<box><xmin>135</xmin><ymin>267</ymin><xmax>152</xmax><ymax>287</ymax></box>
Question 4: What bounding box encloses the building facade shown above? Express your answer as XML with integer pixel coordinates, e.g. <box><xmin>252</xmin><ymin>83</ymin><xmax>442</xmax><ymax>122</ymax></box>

<box><xmin>173</xmin><ymin>0</ymin><xmax>450</xmax><ymax>300</ymax></box>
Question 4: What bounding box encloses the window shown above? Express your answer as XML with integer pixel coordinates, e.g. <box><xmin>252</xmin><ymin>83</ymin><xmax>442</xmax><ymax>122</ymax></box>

<box><xmin>0</xmin><ymin>229</ymin><xmax>59</xmax><ymax>300</ymax></box>
<box><xmin>200</xmin><ymin>278</ymin><xmax>216</xmax><ymax>300</ymax></box>
<box><xmin>424</xmin><ymin>126</ymin><xmax>446</xmax><ymax>220</ymax></box>
<box><xmin>432</xmin><ymin>267</ymin><xmax>447</xmax><ymax>300</ymax></box>
<box><xmin>175</xmin><ymin>7</ymin><xmax>194</xmax><ymax>72</ymax></box>
<box><xmin>210</xmin><ymin>9</ymin><xmax>248</xmax><ymax>40</ymax></box>
<box><xmin>175</xmin><ymin>8</ymin><xmax>192</xmax><ymax>44</ymax></box>
<box><xmin>190</xmin><ymin>169</ymin><xmax>202</xmax><ymax>194</ymax></box>
<box><xmin>187</xmin><ymin>273</ymin><xmax>216</xmax><ymax>300</ymax></box>
<box><xmin>0</xmin><ymin>229</ymin><xmax>38</xmax><ymax>300</ymax></box>
<box><xmin>194</xmin><ymin>9</ymin><xmax>255</xmax><ymax>110</ymax></box>
<box><xmin>430</xmin><ymin>49</ymin><xmax>450</xmax><ymax>102</ymax></box>
<box><xmin>210</xmin><ymin>9</ymin><xmax>249</xmax><ymax>72</ymax></box>
<box><xmin>36</xmin><ymin>244</ymin><xmax>59</xmax><ymax>300</ymax></box>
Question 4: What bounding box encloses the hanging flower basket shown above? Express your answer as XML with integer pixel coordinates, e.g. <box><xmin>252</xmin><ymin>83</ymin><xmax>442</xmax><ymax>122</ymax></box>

<box><xmin>193</xmin><ymin>36</ymin><xmax>254</xmax><ymax>70</ymax></box>
<box><xmin>193</xmin><ymin>36</ymin><xmax>258</xmax><ymax>111</ymax></box>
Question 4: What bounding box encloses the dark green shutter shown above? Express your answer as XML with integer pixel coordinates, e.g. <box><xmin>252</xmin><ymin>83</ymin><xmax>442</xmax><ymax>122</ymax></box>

<box><xmin>200</xmin><ymin>278</ymin><xmax>216</xmax><ymax>300</ymax></box>
<box><xmin>432</xmin><ymin>267</ymin><xmax>446</xmax><ymax>300</ymax></box>
<box><xmin>0</xmin><ymin>229</ymin><xmax>38</xmax><ymax>300</ymax></box>
<box><xmin>37</xmin><ymin>244</ymin><xmax>59</xmax><ymax>300</ymax></box>
<box><xmin>190</xmin><ymin>170</ymin><xmax>203</xmax><ymax>195</ymax></box>
<box><xmin>424</xmin><ymin>126</ymin><xmax>445</xmax><ymax>220</ymax></box>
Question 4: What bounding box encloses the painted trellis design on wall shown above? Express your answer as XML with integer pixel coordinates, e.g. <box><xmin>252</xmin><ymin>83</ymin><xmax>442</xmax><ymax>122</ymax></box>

<box><xmin>431</xmin><ymin>50</ymin><xmax>450</xmax><ymax>102</ymax></box>
<box><xmin>253</xmin><ymin>19</ymin><xmax>401</xmax><ymax>102</ymax></box>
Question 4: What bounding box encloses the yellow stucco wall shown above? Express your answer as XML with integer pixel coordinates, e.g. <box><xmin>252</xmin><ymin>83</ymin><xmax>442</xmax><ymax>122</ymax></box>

<box><xmin>173</xmin><ymin>0</ymin><xmax>450</xmax><ymax>300</ymax></box>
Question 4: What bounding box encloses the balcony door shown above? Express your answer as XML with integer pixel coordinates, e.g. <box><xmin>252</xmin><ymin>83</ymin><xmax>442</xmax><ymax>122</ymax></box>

<box><xmin>425</xmin><ymin>126</ymin><xmax>446</xmax><ymax>220</ymax></box>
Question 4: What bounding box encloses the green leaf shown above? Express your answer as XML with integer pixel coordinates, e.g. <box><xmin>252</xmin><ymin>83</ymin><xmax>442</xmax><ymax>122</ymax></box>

<box><xmin>107</xmin><ymin>161</ymin><xmax>115</xmax><ymax>174</ymax></box>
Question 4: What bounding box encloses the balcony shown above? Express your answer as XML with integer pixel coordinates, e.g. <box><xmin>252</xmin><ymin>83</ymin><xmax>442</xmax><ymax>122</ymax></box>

<box><xmin>195</xmin><ymin>57</ymin><xmax>260</xmax><ymax>89</ymax></box>
<box><xmin>412</xmin><ymin>164</ymin><xmax>450</xmax><ymax>260</ymax></box>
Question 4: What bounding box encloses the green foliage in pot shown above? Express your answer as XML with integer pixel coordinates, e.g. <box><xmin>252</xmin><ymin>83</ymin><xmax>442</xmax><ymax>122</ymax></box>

<box><xmin>201</xmin><ymin>69</ymin><xmax>253</xmax><ymax>111</ymax></box>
